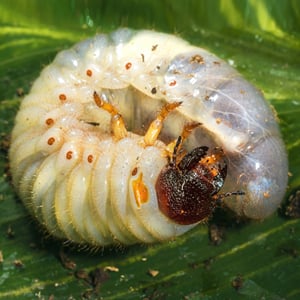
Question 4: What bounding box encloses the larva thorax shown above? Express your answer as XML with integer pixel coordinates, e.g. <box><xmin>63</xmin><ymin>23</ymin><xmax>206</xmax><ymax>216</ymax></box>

<box><xmin>9</xmin><ymin>28</ymin><xmax>288</xmax><ymax>246</ymax></box>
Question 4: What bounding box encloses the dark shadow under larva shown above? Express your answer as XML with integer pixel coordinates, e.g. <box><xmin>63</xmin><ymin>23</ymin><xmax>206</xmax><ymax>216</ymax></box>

<box><xmin>9</xmin><ymin>28</ymin><xmax>288</xmax><ymax>246</ymax></box>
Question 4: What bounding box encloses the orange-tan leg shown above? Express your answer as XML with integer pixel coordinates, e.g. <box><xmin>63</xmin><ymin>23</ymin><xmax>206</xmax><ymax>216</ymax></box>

<box><xmin>143</xmin><ymin>102</ymin><xmax>182</xmax><ymax>146</ymax></box>
<box><xmin>93</xmin><ymin>91</ymin><xmax>127</xmax><ymax>140</ymax></box>
<box><xmin>166</xmin><ymin>122</ymin><xmax>201</xmax><ymax>164</ymax></box>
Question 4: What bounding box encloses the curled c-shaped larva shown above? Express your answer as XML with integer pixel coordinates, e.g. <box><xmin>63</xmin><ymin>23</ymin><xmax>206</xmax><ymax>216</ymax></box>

<box><xmin>9</xmin><ymin>29</ymin><xmax>288</xmax><ymax>246</ymax></box>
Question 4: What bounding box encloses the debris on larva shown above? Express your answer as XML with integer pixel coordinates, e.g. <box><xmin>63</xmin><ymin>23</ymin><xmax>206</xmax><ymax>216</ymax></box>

<box><xmin>9</xmin><ymin>29</ymin><xmax>288</xmax><ymax>246</ymax></box>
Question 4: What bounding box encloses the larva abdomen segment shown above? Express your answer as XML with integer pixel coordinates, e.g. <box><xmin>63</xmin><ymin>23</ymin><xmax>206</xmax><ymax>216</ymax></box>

<box><xmin>164</xmin><ymin>52</ymin><xmax>288</xmax><ymax>219</ymax></box>
<box><xmin>9</xmin><ymin>28</ymin><xmax>288</xmax><ymax>246</ymax></box>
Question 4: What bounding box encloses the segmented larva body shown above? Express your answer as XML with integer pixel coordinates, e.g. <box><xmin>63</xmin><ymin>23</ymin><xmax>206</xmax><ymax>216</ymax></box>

<box><xmin>9</xmin><ymin>29</ymin><xmax>288</xmax><ymax>246</ymax></box>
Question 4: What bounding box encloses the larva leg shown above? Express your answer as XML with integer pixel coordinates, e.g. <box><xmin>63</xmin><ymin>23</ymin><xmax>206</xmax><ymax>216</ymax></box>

<box><xmin>166</xmin><ymin>122</ymin><xmax>201</xmax><ymax>165</ymax></box>
<box><xmin>143</xmin><ymin>102</ymin><xmax>182</xmax><ymax>146</ymax></box>
<box><xmin>131</xmin><ymin>102</ymin><xmax>183</xmax><ymax>214</ymax></box>
<box><xmin>93</xmin><ymin>91</ymin><xmax>127</xmax><ymax>140</ymax></box>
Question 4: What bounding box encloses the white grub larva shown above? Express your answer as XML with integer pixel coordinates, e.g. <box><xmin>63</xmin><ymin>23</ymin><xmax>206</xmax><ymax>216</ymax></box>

<box><xmin>9</xmin><ymin>29</ymin><xmax>288</xmax><ymax>246</ymax></box>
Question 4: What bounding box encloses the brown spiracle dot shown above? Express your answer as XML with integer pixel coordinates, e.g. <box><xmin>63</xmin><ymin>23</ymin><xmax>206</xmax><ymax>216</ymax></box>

<box><xmin>47</xmin><ymin>137</ymin><xmax>55</xmax><ymax>145</ymax></box>
<box><xmin>66</xmin><ymin>151</ymin><xmax>73</xmax><ymax>160</ymax></box>
<box><xmin>190</xmin><ymin>54</ymin><xmax>204</xmax><ymax>64</ymax></box>
<box><xmin>169</xmin><ymin>80</ymin><xmax>176</xmax><ymax>87</ymax></box>
<box><xmin>131</xmin><ymin>167</ymin><xmax>138</xmax><ymax>176</ymax></box>
<box><xmin>86</xmin><ymin>69</ymin><xmax>93</xmax><ymax>77</ymax></box>
<box><xmin>151</xmin><ymin>44</ymin><xmax>158</xmax><ymax>51</ymax></box>
<box><xmin>125</xmin><ymin>62</ymin><xmax>132</xmax><ymax>70</ymax></box>
<box><xmin>59</xmin><ymin>94</ymin><xmax>67</xmax><ymax>101</ymax></box>
<box><xmin>151</xmin><ymin>87</ymin><xmax>157</xmax><ymax>94</ymax></box>
<box><xmin>45</xmin><ymin>118</ymin><xmax>54</xmax><ymax>126</ymax></box>
<box><xmin>87</xmin><ymin>154</ymin><xmax>94</xmax><ymax>163</ymax></box>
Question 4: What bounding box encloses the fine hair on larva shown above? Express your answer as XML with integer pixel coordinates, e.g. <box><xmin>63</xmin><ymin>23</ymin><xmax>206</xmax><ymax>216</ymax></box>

<box><xmin>9</xmin><ymin>28</ymin><xmax>288</xmax><ymax>246</ymax></box>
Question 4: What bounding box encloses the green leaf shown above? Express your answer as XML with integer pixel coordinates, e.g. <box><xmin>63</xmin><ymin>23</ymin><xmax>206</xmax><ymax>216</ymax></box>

<box><xmin>1</xmin><ymin>1</ymin><xmax>299</xmax><ymax>299</ymax></box>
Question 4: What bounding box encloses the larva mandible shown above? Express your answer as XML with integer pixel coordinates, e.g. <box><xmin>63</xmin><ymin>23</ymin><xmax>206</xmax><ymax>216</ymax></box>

<box><xmin>9</xmin><ymin>28</ymin><xmax>288</xmax><ymax>246</ymax></box>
